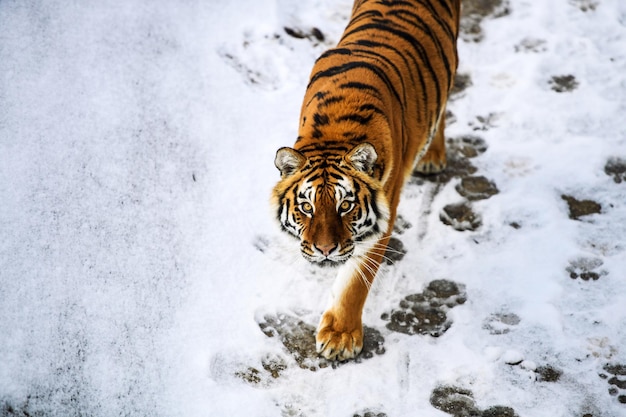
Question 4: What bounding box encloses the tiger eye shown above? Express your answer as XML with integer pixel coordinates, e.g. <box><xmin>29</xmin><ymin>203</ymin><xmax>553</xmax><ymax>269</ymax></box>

<box><xmin>301</xmin><ymin>202</ymin><xmax>313</xmax><ymax>214</ymax></box>
<box><xmin>339</xmin><ymin>201</ymin><xmax>353</xmax><ymax>213</ymax></box>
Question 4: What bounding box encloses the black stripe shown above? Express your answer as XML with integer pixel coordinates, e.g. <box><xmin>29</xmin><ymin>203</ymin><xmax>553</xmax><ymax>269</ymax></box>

<box><xmin>348</xmin><ymin>46</ymin><xmax>409</xmax><ymax>109</ymax></box>
<box><xmin>313</xmin><ymin>113</ymin><xmax>330</xmax><ymax>126</ymax></box>
<box><xmin>336</xmin><ymin>113</ymin><xmax>374</xmax><ymax>125</ymax></box>
<box><xmin>308</xmin><ymin>61</ymin><xmax>403</xmax><ymax>109</ymax></box>
<box><xmin>433</xmin><ymin>0</ymin><xmax>454</xmax><ymax>17</ymax></box>
<box><xmin>298</xmin><ymin>141</ymin><xmax>351</xmax><ymax>153</ymax></box>
<box><xmin>388</xmin><ymin>9</ymin><xmax>454</xmax><ymax>90</ymax></box>
<box><xmin>407</xmin><ymin>1</ymin><xmax>456</xmax><ymax>40</ymax></box>
<box><xmin>347</xmin><ymin>9</ymin><xmax>383</xmax><ymax>28</ymax></box>
<box><xmin>319</xmin><ymin>95</ymin><xmax>345</xmax><ymax>108</ymax></box>
<box><xmin>342</xmin><ymin>21</ymin><xmax>443</xmax><ymax>115</ymax></box>
<box><xmin>316</xmin><ymin>48</ymin><xmax>352</xmax><ymax>63</ymax></box>
<box><xmin>359</xmin><ymin>103</ymin><xmax>385</xmax><ymax>116</ymax></box>
<box><xmin>353</xmin><ymin>39</ymin><xmax>427</xmax><ymax>122</ymax></box>
<box><xmin>339</xmin><ymin>81</ymin><xmax>382</xmax><ymax>98</ymax></box>
<box><xmin>350</xmin><ymin>133</ymin><xmax>368</xmax><ymax>142</ymax></box>
<box><xmin>315</xmin><ymin>91</ymin><xmax>330</xmax><ymax>100</ymax></box>
<box><xmin>307</xmin><ymin>172</ymin><xmax>322</xmax><ymax>182</ymax></box>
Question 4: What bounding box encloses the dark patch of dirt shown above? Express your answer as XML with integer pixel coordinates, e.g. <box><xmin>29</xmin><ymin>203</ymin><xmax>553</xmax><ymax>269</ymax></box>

<box><xmin>604</xmin><ymin>157</ymin><xmax>626</xmax><ymax>183</ymax></box>
<box><xmin>483</xmin><ymin>312</ymin><xmax>520</xmax><ymax>335</ymax></box>
<box><xmin>456</xmin><ymin>176</ymin><xmax>499</xmax><ymax>201</ymax></box>
<box><xmin>430</xmin><ymin>152</ymin><xmax>478</xmax><ymax>184</ymax></box>
<box><xmin>569</xmin><ymin>0</ymin><xmax>599</xmax><ymax>12</ymax></box>
<box><xmin>284</xmin><ymin>26</ymin><xmax>325</xmax><ymax>43</ymax></box>
<box><xmin>353</xmin><ymin>410</ymin><xmax>388</xmax><ymax>417</ymax></box>
<box><xmin>430</xmin><ymin>385</ymin><xmax>518</xmax><ymax>417</ymax></box>
<box><xmin>440</xmin><ymin>202</ymin><xmax>482</xmax><ymax>231</ymax></box>
<box><xmin>452</xmin><ymin>135</ymin><xmax>489</xmax><ymax>159</ymax></box>
<box><xmin>393</xmin><ymin>214</ymin><xmax>412</xmax><ymax>234</ymax></box>
<box><xmin>601</xmin><ymin>363</ymin><xmax>626</xmax><ymax>404</ymax></box>
<box><xmin>536</xmin><ymin>365</ymin><xmax>563</xmax><ymax>382</ymax></box>
<box><xmin>235</xmin><ymin>354</ymin><xmax>289</xmax><ymax>387</ymax></box>
<box><xmin>258</xmin><ymin>313</ymin><xmax>327</xmax><ymax>371</ymax></box>
<box><xmin>384</xmin><ymin>237</ymin><xmax>407</xmax><ymax>265</ymax></box>
<box><xmin>1</xmin><ymin>396</ymin><xmax>47</xmax><ymax>417</ymax></box>
<box><xmin>481</xmin><ymin>406</ymin><xmax>519</xmax><ymax>417</ymax></box>
<box><xmin>381</xmin><ymin>280</ymin><xmax>466</xmax><ymax>336</ymax></box>
<box><xmin>469</xmin><ymin>112</ymin><xmax>501</xmax><ymax>131</ymax></box>
<box><xmin>460</xmin><ymin>0</ymin><xmax>511</xmax><ymax>42</ymax></box>
<box><xmin>561</xmin><ymin>195</ymin><xmax>602</xmax><ymax>220</ymax></box>
<box><xmin>514</xmin><ymin>38</ymin><xmax>547</xmax><ymax>53</ymax></box>
<box><xmin>566</xmin><ymin>257</ymin><xmax>607</xmax><ymax>281</ymax></box>
<box><xmin>451</xmin><ymin>72</ymin><xmax>473</xmax><ymax>98</ymax></box>
<box><xmin>256</xmin><ymin>313</ymin><xmax>385</xmax><ymax>371</ymax></box>
<box><xmin>549</xmin><ymin>75</ymin><xmax>579</xmax><ymax>92</ymax></box>
<box><xmin>236</xmin><ymin>366</ymin><xmax>264</xmax><ymax>385</ymax></box>
<box><xmin>430</xmin><ymin>386</ymin><xmax>480</xmax><ymax>416</ymax></box>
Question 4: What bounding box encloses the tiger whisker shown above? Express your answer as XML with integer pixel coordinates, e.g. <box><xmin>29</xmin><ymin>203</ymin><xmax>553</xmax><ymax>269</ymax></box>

<box><xmin>349</xmin><ymin>258</ymin><xmax>372</xmax><ymax>291</ymax></box>
<box><xmin>364</xmin><ymin>246</ymin><xmax>399</xmax><ymax>266</ymax></box>
<box><xmin>368</xmin><ymin>241</ymin><xmax>404</xmax><ymax>255</ymax></box>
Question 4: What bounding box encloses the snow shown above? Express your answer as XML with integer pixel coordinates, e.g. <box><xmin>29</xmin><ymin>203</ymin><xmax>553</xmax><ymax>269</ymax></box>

<box><xmin>1</xmin><ymin>0</ymin><xmax>625</xmax><ymax>416</ymax></box>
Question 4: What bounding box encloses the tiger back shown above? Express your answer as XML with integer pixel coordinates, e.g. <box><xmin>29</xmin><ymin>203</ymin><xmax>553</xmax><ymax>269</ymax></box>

<box><xmin>273</xmin><ymin>0</ymin><xmax>461</xmax><ymax>360</ymax></box>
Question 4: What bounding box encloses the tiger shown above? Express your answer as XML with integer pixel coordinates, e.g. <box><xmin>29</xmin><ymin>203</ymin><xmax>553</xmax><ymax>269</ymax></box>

<box><xmin>272</xmin><ymin>0</ymin><xmax>461</xmax><ymax>360</ymax></box>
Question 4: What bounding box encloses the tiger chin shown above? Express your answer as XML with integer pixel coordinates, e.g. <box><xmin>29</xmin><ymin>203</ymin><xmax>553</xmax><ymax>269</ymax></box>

<box><xmin>271</xmin><ymin>0</ymin><xmax>460</xmax><ymax>361</ymax></box>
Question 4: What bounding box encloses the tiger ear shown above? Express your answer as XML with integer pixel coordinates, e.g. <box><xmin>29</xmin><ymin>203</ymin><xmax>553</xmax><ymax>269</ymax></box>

<box><xmin>347</xmin><ymin>143</ymin><xmax>377</xmax><ymax>175</ymax></box>
<box><xmin>275</xmin><ymin>147</ymin><xmax>306</xmax><ymax>177</ymax></box>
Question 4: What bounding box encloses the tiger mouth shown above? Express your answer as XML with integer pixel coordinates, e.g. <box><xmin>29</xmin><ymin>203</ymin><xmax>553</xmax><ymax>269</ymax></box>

<box><xmin>302</xmin><ymin>252</ymin><xmax>353</xmax><ymax>267</ymax></box>
<box><xmin>314</xmin><ymin>258</ymin><xmax>349</xmax><ymax>268</ymax></box>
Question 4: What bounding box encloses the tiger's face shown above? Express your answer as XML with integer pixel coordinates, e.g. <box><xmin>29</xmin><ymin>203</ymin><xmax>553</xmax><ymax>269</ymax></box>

<box><xmin>272</xmin><ymin>143</ymin><xmax>390</xmax><ymax>267</ymax></box>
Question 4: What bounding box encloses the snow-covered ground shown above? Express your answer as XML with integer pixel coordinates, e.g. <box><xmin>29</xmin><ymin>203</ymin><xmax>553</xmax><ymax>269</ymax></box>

<box><xmin>1</xmin><ymin>0</ymin><xmax>625</xmax><ymax>416</ymax></box>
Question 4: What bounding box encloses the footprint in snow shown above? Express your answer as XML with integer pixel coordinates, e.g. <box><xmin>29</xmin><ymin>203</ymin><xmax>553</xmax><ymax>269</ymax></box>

<box><xmin>430</xmin><ymin>385</ymin><xmax>518</xmax><ymax>417</ymax></box>
<box><xmin>566</xmin><ymin>257</ymin><xmax>608</xmax><ymax>281</ymax></box>
<box><xmin>352</xmin><ymin>410</ymin><xmax>388</xmax><ymax>417</ymax></box>
<box><xmin>549</xmin><ymin>74</ymin><xmax>579</xmax><ymax>93</ymax></box>
<box><xmin>381</xmin><ymin>279</ymin><xmax>466</xmax><ymax>337</ymax></box>
<box><xmin>604</xmin><ymin>157</ymin><xmax>626</xmax><ymax>184</ymax></box>
<box><xmin>600</xmin><ymin>363</ymin><xmax>626</xmax><ymax>404</ymax></box>
<box><xmin>459</xmin><ymin>0</ymin><xmax>511</xmax><ymax>43</ymax></box>
<box><xmin>482</xmin><ymin>312</ymin><xmax>520</xmax><ymax>335</ymax></box>
<box><xmin>411</xmin><ymin>134</ymin><xmax>498</xmax><ymax>233</ymax></box>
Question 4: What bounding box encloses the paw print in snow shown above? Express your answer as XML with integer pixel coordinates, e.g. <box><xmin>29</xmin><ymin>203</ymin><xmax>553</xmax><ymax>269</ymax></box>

<box><xmin>605</xmin><ymin>157</ymin><xmax>626</xmax><ymax>184</ymax></box>
<box><xmin>382</xmin><ymin>280</ymin><xmax>466</xmax><ymax>336</ymax></box>
<box><xmin>599</xmin><ymin>363</ymin><xmax>626</xmax><ymax>404</ymax></box>
<box><xmin>430</xmin><ymin>385</ymin><xmax>518</xmax><ymax>417</ymax></box>
<box><xmin>483</xmin><ymin>312</ymin><xmax>520</xmax><ymax>335</ymax></box>
<box><xmin>566</xmin><ymin>257</ymin><xmax>607</xmax><ymax>281</ymax></box>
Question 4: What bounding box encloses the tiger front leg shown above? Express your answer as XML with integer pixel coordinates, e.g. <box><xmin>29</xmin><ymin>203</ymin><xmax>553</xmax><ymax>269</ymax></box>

<box><xmin>316</xmin><ymin>245</ymin><xmax>385</xmax><ymax>360</ymax></box>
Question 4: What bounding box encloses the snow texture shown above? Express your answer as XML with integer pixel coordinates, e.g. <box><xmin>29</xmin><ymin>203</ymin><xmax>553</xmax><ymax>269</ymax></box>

<box><xmin>1</xmin><ymin>0</ymin><xmax>625</xmax><ymax>416</ymax></box>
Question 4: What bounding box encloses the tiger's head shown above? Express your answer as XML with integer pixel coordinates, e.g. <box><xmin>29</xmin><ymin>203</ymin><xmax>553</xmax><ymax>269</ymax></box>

<box><xmin>271</xmin><ymin>143</ymin><xmax>390</xmax><ymax>267</ymax></box>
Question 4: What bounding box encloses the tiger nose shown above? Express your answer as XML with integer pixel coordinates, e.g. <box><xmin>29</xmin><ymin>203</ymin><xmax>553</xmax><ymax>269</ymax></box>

<box><xmin>315</xmin><ymin>243</ymin><xmax>338</xmax><ymax>257</ymax></box>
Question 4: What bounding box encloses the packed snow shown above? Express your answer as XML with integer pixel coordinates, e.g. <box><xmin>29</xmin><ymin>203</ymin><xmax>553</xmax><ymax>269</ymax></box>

<box><xmin>1</xmin><ymin>0</ymin><xmax>625</xmax><ymax>416</ymax></box>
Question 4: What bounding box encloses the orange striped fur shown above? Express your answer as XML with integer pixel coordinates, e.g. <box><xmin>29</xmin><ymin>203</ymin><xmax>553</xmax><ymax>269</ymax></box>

<box><xmin>272</xmin><ymin>0</ymin><xmax>461</xmax><ymax>360</ymax></box>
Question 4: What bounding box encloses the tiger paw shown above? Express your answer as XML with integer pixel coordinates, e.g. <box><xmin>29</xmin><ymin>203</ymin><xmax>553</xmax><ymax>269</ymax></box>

<box><xmin>415</xmin><ymin>158</ymin><xmax>447</xmax><ymax>174</ymax></box>
<box><xmin>316</xmin><ymin>310</ymin><xmax>363</xmax><ymax>361</ymax></box>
